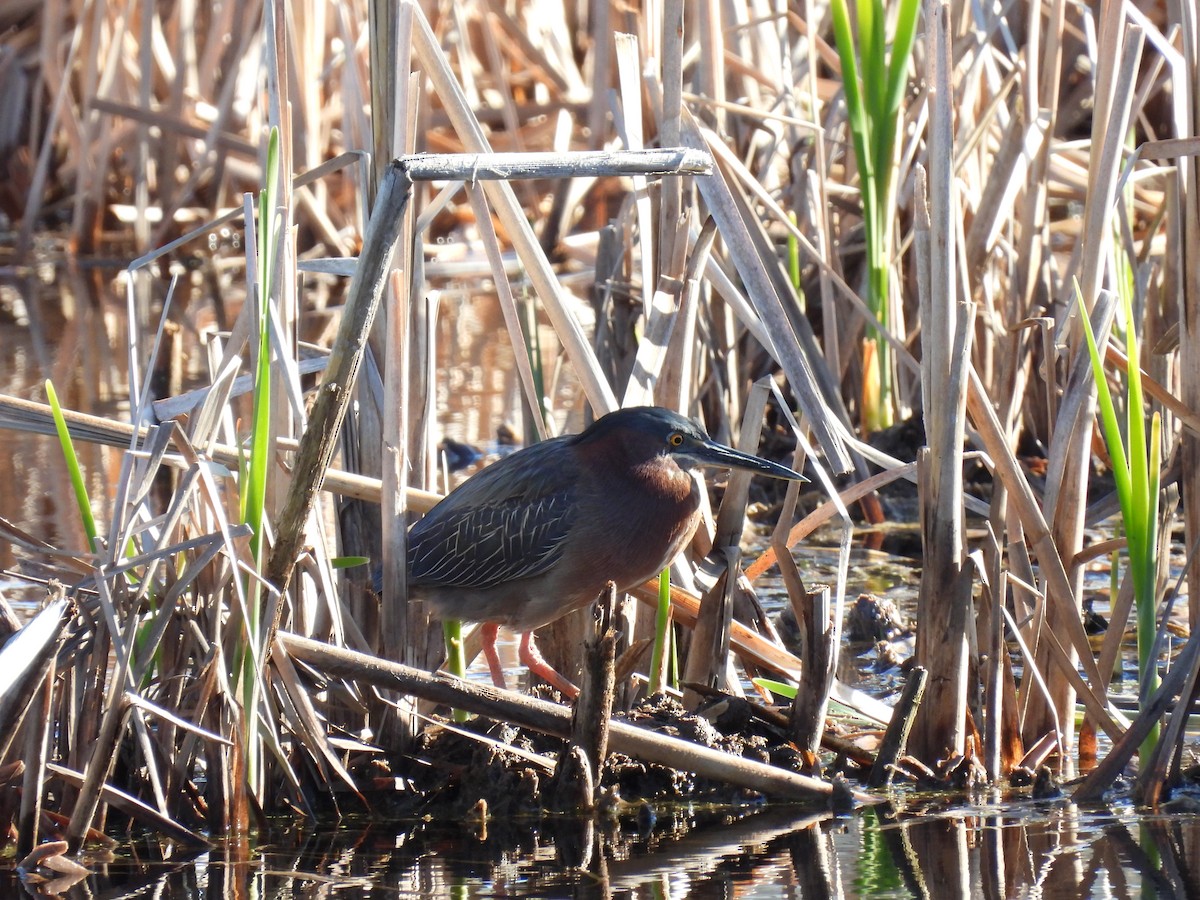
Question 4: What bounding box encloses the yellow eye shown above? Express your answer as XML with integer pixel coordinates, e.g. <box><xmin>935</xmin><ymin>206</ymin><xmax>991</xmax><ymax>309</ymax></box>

<box><xmin>669</xmin><ymin>432</ymin><xmax>684</xmax><ymax>447</ymax></box>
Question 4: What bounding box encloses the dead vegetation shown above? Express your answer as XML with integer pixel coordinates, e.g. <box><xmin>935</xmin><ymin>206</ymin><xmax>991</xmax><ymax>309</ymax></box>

<box><xmin>0</xmin><ymin>0</ymin><xmax>1198</xmax><ymax>863</ymax></box>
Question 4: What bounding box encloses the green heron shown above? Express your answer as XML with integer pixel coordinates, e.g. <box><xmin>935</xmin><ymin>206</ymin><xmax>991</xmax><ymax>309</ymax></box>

<box><xmin>401</xmin><ymin>405</ymin><xmax>804</xmax><ymax>695</ymax></box>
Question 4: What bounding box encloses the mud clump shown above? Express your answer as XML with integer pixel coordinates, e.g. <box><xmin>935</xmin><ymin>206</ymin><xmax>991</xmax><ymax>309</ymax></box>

<box><xmin>377</xmin><ymin>693</ymin><xmax>809</xmax><ymax>819</ymax></box>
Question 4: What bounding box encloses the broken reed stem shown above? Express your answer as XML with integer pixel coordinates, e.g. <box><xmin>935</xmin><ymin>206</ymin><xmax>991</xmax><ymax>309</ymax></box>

<box><xmin>265</xmin><ymin>158</ymin><xmax>414</xmax><ymax>601</ymax></box>
<box><xmin>909</xmin><ymin>0</ymin><xmax>974</xmax><ymax>766</ymax></box>
<box><xmin>17</xmin><ymin>658</ymin><xmax>53</xmax><ymax>857</ymax></box>
<box><xmin>684</xmin><ymin>381</ymin><xmax>773</xmax><ymax>701</ymax></box>
<box><xmin>400</xmin><ymin>148</ymin><xmax>712</xmax><ymax>181</ymax></box>
<box><xmin>789</xmin><ymin>584</ymin><xmax>834</xmax><ymax>756</ymax></box>
<box><xmin>867</xmin><ymin>666</ymin><xmax>928</xmax><ymax>789</ymax></box>
<box><xmin>572</xmin><ymin>584</ymin><xmax>618</xmax><ymax>789</ymax></box>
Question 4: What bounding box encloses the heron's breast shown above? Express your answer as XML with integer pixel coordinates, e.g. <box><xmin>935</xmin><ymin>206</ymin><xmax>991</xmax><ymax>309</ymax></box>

<box><xmin>565</xmin><ymin>461</ymin><xmax>702</xmax><ymax>590</ymax></box>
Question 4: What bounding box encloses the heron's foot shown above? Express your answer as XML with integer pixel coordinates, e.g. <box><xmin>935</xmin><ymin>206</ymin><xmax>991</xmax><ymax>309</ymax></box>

<box><xmin>519</xmin><ymin>631</ymin><xmax>579</xmax><ymax>699</ymax></box>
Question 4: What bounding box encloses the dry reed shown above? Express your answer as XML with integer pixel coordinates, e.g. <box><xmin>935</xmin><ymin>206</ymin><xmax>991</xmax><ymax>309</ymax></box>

<box><xmin>0</xmin><ymin>0</ymin><xmax>1197</xmax><ymax>857</ymax></box>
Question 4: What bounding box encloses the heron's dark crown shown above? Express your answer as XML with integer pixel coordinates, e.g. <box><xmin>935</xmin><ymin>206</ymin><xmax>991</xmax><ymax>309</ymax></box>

<box><xmin>570</xmin><ymin>406</ymin><xmax>705</xmax><ymax>450</ymax></box>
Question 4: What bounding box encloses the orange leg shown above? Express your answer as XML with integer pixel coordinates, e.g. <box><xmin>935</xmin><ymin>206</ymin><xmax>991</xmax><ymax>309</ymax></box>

<box><xmin>518</xmin><ymin>631</ymin><xmax>579</xmax><ymax>699</ymax></box>
<box><xmin>480</xmin><ymin>622</ymin><xmax>507</xmax><ymax>690</ymax></box>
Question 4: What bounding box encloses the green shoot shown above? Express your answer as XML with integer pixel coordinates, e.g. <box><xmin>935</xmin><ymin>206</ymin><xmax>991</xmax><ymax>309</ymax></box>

<box><xmin>648</xmin><ymin>567</ymin><xmax>672</xmax><ymax>694</ymax></box>
<box><xmin>238</xmin><ymin>124</ymin><xmax>282</xmax><ymax>794</ymax></box>
<box><xmin>829</xmin><ymin>0</ymin><xmax>921</xmax><ymax>431</ymax></box>
<box><xmin>1077</xmin><ymin>283</ymin><xmax>1161</xmax><ymax>759</ymax></box>
<box><xmin>787</xmin><ymin>211</ymin><xmax>803</xmax><ymax>310</ymax></box>
<box><xmin>331</xmin><ymin>556</ymin><xmax>371</xmax><ymax>569</ymax></box>
<box><xmin>45</xmin><ymin>380</ymin><xmax>98</xmax><ymax>555</ymax></box>
<box><xmin>753</xmin><ymin>676</ymin><xmax>797</xmax><ymax>700</ymax></box>
<box><xmin>443</xmin><ymin>619</ymin><xmax>469</xmax><ymax>723</ymax></box>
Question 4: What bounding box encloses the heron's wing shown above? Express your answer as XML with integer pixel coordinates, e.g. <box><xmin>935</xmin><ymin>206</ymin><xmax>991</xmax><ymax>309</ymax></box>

<box><xmin>407</xmin><ymin>438</ymin><xmax>578</xmax><ymax>589</ymax></box>
<box><xmin>408</xmin><ymin>490</ymin><xmax>573</xmax><ymax>588</ymax></box>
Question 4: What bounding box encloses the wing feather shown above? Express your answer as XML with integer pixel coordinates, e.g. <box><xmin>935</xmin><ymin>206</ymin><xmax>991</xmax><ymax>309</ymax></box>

<box><xmin>406</xmin><ymin>436</ymin><xmax>580</xmax><ymax>588</ymax></box>
<box><xmin>408</xmin><ymin>489</ymin><xmax>573</xmax><ymax>588</ymax></box>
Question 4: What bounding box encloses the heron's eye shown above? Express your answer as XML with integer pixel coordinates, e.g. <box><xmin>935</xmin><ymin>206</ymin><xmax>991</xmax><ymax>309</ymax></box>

<box><xmin>668</xmin><ymin>432</ymin><xmax>685</xmax><ymax>447</ymax></box>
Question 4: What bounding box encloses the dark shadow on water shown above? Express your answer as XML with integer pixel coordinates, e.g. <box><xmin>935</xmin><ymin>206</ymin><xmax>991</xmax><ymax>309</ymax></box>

<box><xmin>5</xmin><ymin>797</ymin><xmax>1200</xmax><ymax>898</ymax></box>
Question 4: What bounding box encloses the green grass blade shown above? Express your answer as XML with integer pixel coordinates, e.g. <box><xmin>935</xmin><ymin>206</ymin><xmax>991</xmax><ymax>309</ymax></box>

<box><xmin>331</xmin><ymin>556</ymin><xmax>371</xmax><ymax>569</ymax></box>
<box><xmin>242</xmin><ymin>125</ymin><xmax>281</xmax><ymax>566</ymax></box>
<box><xmin>649</xmin><ymin>568</ymin><xmax>672</xmax><ymax>694</ymax></box>
<box><xmin>830</xmin><ymin>0</ymin><xmax>872</xmax><ymax>185</ymax></box>
<box><xmin>239</xmin><ymin>124</ymin><xmax>281</xmax><ymax>797</ymax></box>
<box><xmin>886</xmin><ymin>0</ymin><xmax>922</xmax><ymax>115</ymax></box>
<box><xmin>1148</xmin><ymin>411</ymin><xmax>1161</xmax><ymax>602</ymax></box>
<box><xmin>874</xmin><ymin>0</ymin><xmax>919</xmax><ymax>228</ymax></box>
<box><xmin>858</xmin><ymin>0</ymin><xmax>884</xmax><ymax>117</ymax></box>
<box><xmin>830</xmin><ymin>0</ymin><xmax>918</xmax><ymax>434</ymax></box>
<box><xmin>1078</xmin><ymin>283</ymin><xmax>1161</xmax><ymax>756</ymax></box>
<box><xmin>753</xmin><ymin>676</ymin><xmax>797</xmax><ymax>699</ymax></box>
<box><xmin>256</xmin><ymin>126</ymin><xmax>281</xmax><ymax>324</ymax></box>
<box><xmin>1122</xmin><ymin>292</ymin><xmax>1150</xmax><ymax>550</ymax></box>
<box><xmin>45</xmin><ymin>380</ymin><xmax>98</xmax><ymax>554</ymax></box>
<box><xmin>1077</xmin><ymin>292</ymin><xmax>1131</xmax><ymax>509</ymax></box>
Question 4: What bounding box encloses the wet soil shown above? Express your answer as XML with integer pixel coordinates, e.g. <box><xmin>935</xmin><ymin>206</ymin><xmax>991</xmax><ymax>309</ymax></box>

<box><xmin>367</xmin><ymin>693</ymin><xmax>873</xmax><ymax>822</ymax></box>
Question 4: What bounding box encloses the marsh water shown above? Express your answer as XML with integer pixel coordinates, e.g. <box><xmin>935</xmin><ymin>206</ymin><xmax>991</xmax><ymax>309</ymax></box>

<box><xmin>5</xmin><ymin>801</ymin><xmax>1200</xmax><ymax>897</ymax></box>
<box><xmin>4</xmin><ymin>280</ymin><xmax>1200</xmax><ymax>898</ymax></box>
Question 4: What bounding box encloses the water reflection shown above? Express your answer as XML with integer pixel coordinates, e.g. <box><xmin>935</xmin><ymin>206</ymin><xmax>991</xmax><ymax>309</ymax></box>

<box><xmin>1</xmin><ymin>271</ymin><xmax>128</xmax><ymax>606</ymax></box>
<box><xmin>5</xmin><ymin>800</ymin><xmax>1200</xmax><ymax>898</ymax></box>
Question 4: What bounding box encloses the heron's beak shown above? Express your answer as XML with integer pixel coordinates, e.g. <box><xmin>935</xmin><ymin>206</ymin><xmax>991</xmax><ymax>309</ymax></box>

<box><xmin>690</xmin><ymin>439</ymin><xmax>807</xmax><ymax>482</ymax></box>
